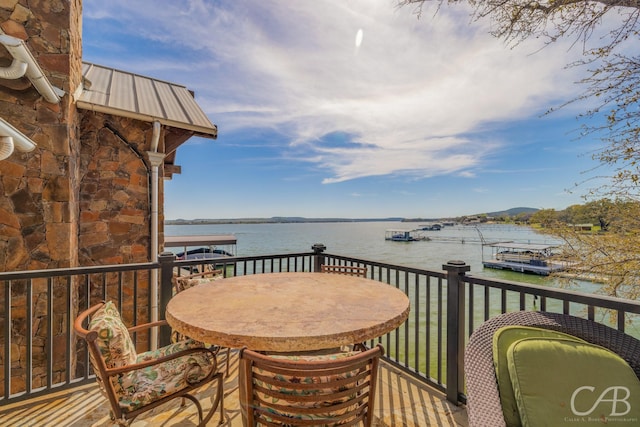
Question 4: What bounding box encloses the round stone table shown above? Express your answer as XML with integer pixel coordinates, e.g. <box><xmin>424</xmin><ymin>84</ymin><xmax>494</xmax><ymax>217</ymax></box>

<box><xmin>166</xmin><ymin>272</ymin><xmax>410</xmax><ymax>352</ymax></box>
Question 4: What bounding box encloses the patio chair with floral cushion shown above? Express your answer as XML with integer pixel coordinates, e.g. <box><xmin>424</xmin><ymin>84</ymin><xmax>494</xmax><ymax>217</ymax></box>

<box><xmin>464</xmin><ymin>311</ymin><xmax>640</xmax><ymax>427</ymax></box>
<box><xmin>174</xmin><ymin>268</ymin><xmax>225</xmax><ymax>293</ymax></box>
<box><xmin>173</xmin><ymin>269</ymin><xmax>231</xmax><ymax>376</ymax></box>
<box><xmin>239</xmin><ymin>344</ymin><xmax>384</xmax><ymax>426</ymax></box>
<box><xmin>74</xmin><ymin>301</ymin><xmax>224</xmax><ymax>426</ymax></box>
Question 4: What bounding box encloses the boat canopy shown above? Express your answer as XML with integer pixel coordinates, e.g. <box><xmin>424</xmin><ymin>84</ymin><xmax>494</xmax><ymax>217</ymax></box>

<box><xmin>484</xmin><ymin>242</ymin><xmax>558</xmax><ymax>251</ymax></box>
<box><xmin>165</xmin><ymin>234</ymin><xmax>237</xmax><ymax>247</ymax></box>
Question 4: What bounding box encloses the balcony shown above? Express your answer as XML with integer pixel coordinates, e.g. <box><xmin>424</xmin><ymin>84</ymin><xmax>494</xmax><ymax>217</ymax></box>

<box><xmin>1</xmin><ymin>246</ymin><xmax>639</xmax><ymax>425</ymax></box>
<box><xmin>0</xmin><ymin>353</ymin><xmax>468</xmax><ymax>426</ymax></box>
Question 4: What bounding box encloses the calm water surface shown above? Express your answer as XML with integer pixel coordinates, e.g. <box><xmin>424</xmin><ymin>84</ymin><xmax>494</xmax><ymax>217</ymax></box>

<box><xmin>166</xmin><ymin>222</ymin><xmax>564</xmax><ymax>286</ymax></box>
<box><xmin>166</xmin><ymin>221</ymin><xmax>639</xmax><ymax>338</ymax></box>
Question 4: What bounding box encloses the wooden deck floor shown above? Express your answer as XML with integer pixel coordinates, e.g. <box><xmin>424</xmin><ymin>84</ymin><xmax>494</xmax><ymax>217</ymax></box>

<box><xmin>0</xmin><ymin>351</ymin><xmax>468</xmax><ymax>426</ymax></box>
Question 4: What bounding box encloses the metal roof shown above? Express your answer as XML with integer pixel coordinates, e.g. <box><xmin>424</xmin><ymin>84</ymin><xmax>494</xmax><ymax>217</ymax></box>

<box><xmin>484</xmin><ymin>242</ymin><xmax>558</xmax><ymax>251</ymax></box>
<box><xmin>77</xmin><ymin>62</ymin><xmax>217</xmax><ymax>138</ymax></box>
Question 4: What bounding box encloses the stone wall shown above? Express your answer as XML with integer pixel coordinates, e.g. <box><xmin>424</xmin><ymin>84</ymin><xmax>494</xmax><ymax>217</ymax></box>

<box><xmin>0</xmin><ymin>0</ymin><xmax>82</xmax><ymax>396</ymax></box>
<box><xmin>78</xmin><ymin>112</ymin><xmax>154</xmax><ymax>345</ymax></box>
<box><xmin>0</xmin><ymin>0</ymin><xmax>82</xmax><ymax>271</ymax></box>
<box><xmin>79</xmin><ymin>113</ymin><xmax>155</xmax><ymax>266</ymax></box>
<box><xmin>0</xmin><ymin>0</ymin><xmax>167</xmax><ymax>397</ymax></box>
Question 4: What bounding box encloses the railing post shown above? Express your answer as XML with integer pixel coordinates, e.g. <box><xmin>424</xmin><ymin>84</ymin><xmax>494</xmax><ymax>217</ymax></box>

<box><xmin>443</xmin><ymin>260</ymin><xmax>470</xmax><ymax>405</ymax></box>
<box><xmin>311</xmin><ymin>243</ymin><xmax>326</xmax><ymax>272</ymax></box>
<box><xmin>158</xmin><ymin>252</ymin><xmax>176</xmax><ymax>347</ymax></box>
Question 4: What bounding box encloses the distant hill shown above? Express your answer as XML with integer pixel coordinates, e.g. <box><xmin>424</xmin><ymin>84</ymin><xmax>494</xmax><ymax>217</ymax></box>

<box><xmin>401</xmin><ymin>207</ymin><xmax>539</xmax><ymax>223</ymax></box>
<box><xmin>485</xmin><ymin>207</ymin><xmax>539</xmax><ymax>217</ymax></box>
<box><xmin>166</xmin><ymin>217</ymin><xmax>404</xmax><ymax>225</ymax></box>
<box><xmin>167</xmin><ymin>209</ymin><xmax>539</xmax><ymax>225</ymax></box>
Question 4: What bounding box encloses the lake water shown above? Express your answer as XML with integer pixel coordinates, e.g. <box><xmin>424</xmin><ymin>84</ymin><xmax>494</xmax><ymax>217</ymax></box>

<box><xmin>165</xmin><ymin>221</ymin><xmax>566</xmax><ymax>287</ymax></box>
<box><xmin>166</xmin><ymin>221</ymin><xmax>639</xmax><ymax>338</ymax></box>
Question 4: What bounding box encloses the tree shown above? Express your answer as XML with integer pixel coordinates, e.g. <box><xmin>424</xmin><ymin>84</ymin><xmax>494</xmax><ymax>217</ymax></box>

<box><xmin>502</xmin><ymin>211</ymin><xmax>532</xmax><ymax>224</ymax></box>
<box><xmin>529</xmin><ymin>208</ymin><xmax>559</xmax><ymax>227</ymax></box>
<box><xmin>557</xmin><ymin>204</ymin><xmax>590</xmax><ymax>225</ymax></box>
<box><xmin>549</xmin><ymin>200</ymin><xmax>640</xmax><ymax>300</ymax></box>
<box><xmin>400</xmin><ymin>0</ymin><xmax>640</xmax><ymax>301</ymax></box>
<box><xmin>399</xmin><ymin>0</ymin><xmax>640</xmax><ymax>197</ymax></box>
<box><xmin>583</xmin><ymin>199</ymin><xmax>618</xmax><ymax>230</ymax></box>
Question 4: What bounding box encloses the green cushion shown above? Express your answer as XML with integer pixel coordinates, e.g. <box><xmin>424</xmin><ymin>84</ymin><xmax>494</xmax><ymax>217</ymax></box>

<box><xmin>507</xmin><ymin>338</ymin><xmax>640</xmax><ymax>427</ymax></box>
<box><xmin>493</xmin><ymin>326</ymin><xmax>585</xmax><ymax>427</ymax></box>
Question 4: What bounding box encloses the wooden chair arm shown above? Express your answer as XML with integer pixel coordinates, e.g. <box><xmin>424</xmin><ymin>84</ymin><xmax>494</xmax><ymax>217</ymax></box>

<box><xmin>127</xmin><ymin>320</ymin><xmax>168</xmax><ymax>334</ymax></box>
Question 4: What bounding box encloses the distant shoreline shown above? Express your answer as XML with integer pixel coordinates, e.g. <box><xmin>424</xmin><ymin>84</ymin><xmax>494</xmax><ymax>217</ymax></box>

<box><xmin>165</xmin><ymin>208</ymin><xmax>538</xmax><ymax>225</ymax></box>
<box><xmin>166</xmin><ymin>217</ymin><xmax>409</xmax><ymax>225</ymax></box>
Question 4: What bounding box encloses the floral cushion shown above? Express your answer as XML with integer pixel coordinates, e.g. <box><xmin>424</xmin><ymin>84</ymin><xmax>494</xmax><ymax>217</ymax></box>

<box><xmin>88</xmin><ymin>302</ymin><xmax>214</xmax><ymax>413</ymax></box>
<box><xmin>88</xmin><ymin>301</ymin><xmax>137</xmax><ymax>394</ymax></box>
<box><xmin>175</xmin><ymin>274</ymin><xmax>224</xmax><ymax>293</ymax></box>
<box><xmin>267</xmin><ymin>351</ymin><xmax>359</xmax><ymax>362</ymax></box>
<box><xmin>89</xmin><ymin>301</ymin><xmax>137</xmax><ymax>366</ymax></box>
<box><xmin>252</xmin><ymin>351</ymin><xmax>362</xmax><ymax>424</ymax></box>
<box><xmin>117</xmin><ymin>339</ymin><xmax>214</xmax><ymax>412</ymax></box>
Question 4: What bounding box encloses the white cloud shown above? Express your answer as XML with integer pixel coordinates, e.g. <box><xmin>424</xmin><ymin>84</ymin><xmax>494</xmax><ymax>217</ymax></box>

<box><xmin>83</xmin><ymin>0</ymin><xmax>583</xmax><ymax>184</ymax></box>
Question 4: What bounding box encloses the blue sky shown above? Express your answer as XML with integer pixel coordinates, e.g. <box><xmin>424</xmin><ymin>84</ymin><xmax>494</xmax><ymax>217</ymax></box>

<box><xmin>82</xmin><ymin>0</ymin><xmax>610</xmax><ymax>219</ymax></box>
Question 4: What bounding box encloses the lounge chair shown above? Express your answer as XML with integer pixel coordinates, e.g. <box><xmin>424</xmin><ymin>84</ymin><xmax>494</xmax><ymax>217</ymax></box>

<box><xmin>464</xmin><ymin>311</ymin><xmax>640</xmax><ymax>426</ymax></box>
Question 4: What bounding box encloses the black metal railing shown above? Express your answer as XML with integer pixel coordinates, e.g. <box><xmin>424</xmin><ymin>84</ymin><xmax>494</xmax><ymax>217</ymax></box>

<box><xmin>2</xmin><ymin>245</ymin><xmax>640</xmax><ymax>407</ymax></box>
<box><xmin>315</xmin><ymin>251</ymin><xmax>640</xmax><ymax>404</ymax></box>
<box><xmin>0</xmin><ymin>262</ymin><xmax>156</xmax><ymax>404</ymax></box>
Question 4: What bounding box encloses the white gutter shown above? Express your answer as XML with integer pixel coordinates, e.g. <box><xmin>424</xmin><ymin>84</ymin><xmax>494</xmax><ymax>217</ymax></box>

<box><xmin>0</xmin><ymin>33</ymin><xmax>63</xmax><ymax>104</ymax></box>
<box><xmin>147</xmin><ymin>121</ymin><xmax>164</xmax><ymax>350</ymax></box>
<box><xmin>0</xmin><ymin>136</ymin><xmax>13</xmax><ymax>159</ymax></box>
<box><xmin>0</xmin><ymin>57</ymin><xmax>27</xmax><ymax>79</ymax></box>
<box><xmin>76</xmin><ymin>101</ymin><xmax>218</xmax><ymax>138</ymax></box>
<box><xmin>0</xmin><ymin>116</ymin><xmax>37</xmax><ymax>160</ymax></box>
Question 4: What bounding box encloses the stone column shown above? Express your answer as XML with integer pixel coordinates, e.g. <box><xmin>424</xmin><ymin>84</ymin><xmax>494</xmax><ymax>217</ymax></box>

<box><xmin>0</xmin><ymin>0</ymin><xmax>82</xmax><ymax>271</ymax></box>
<box><xmin>0</xmin><ymin>0</ymin><xmax>83</xmax><ymax>395</ymax></box>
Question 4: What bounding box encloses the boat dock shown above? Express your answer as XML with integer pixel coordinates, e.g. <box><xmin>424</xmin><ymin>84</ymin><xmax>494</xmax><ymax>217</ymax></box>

<box><xmin>165</xmin><ymin>234</ymin><xmax>237</xmax><ymax>256</ymax></box>
<box><xmin>385</xmin><ymin>229</ymin><xmax>430</xmax><ymax>242</ymax></box>
<box><xmin>482</xmin><ymin>258</ymin><xmax>568</xmax><ymax>275</ymax></box>
<box><xmin>481</xmin><ymin>242</ymin><xmax>568</xmax><ymax>276</ymax></box>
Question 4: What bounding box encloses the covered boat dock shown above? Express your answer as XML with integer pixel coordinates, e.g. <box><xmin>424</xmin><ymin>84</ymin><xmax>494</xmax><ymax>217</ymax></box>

<box><xmin>164</xmin><ymin>234</ymin><xmax>237</xmax><ymax>257</ymax></box>
<box><xmin>481</xmin><ymin>242</ymin><xmax>567</xmax><ymax>275</ymax></box>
